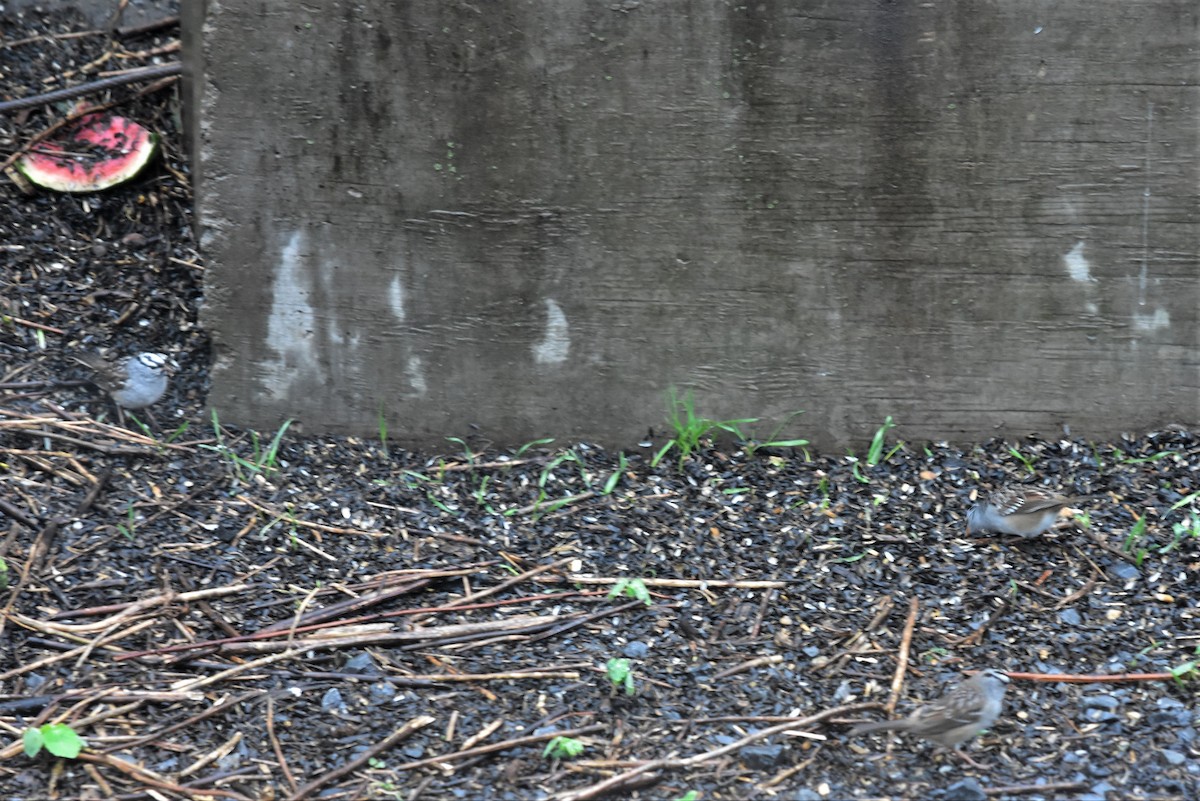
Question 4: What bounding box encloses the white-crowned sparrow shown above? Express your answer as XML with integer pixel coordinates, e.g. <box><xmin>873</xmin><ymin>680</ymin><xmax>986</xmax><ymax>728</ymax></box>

<box><xmin>850</xmin><ymin>669</ymin><xmax>1009</xmax><ymax>769</ymax></box>
<box><xmin>966</xmin><ymin>487</ymin><xmax>1093</xmax><ymax>538</ymax></box>
<box><xmin>73</xmin><ymin>351</ymin><xmax>173</xmax><ymax>409</ymax></box>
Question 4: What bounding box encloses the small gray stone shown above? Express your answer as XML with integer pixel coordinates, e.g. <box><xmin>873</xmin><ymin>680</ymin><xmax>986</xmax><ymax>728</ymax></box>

<box><xmin>1148</xmin><ymin>710</ymin><xmax>1189</xmax><ymax>727</ymax></box>
<box><xmin>1057</xmin><ymin>608</ymin><xmax>1083</xmax><ymax>626</ymax></box>
<box><xmin>623</xmin><ymin>640</ymin><xmax>649</xmax><ymax>658</ymax></box>
<box><xmin>1083</xmin><ymin>695</ymin><xmax>1120</xmax><ymax>710</ymax></box>
<box><xmin>321</xmin><ymin>687</ymin><xmax>347</xmax><ymax>713</ymax></box>
<box><xmin>792</xmin><ymin>790</ymin><xmax>822</xmax><ymax>801</ymax></box>
<box><xmin>739</xmin><ymin>742</ymin><xmax>785</xmax><ymax>769</ymax></box>
<box><xmin>1083</xmin><ymin>708</ymin><xmax>1120</xmax><ymax>724</ymax></box>
<box><xmin>367</xmin><ymin>681</ymin><xmax>395</xmax><ymax>703</ymax></box>
<box><xmin>1109</xmin><ymin>561</ymin><xmax>1140</xmax><ymax>580</ymax></box>
<box><xmin>940</xmin><ymin>778</ymin><xmax>987</xmax><ymax>801</ymax></box>
<box><xmin>1161</xmin><ymin>749</ymin><xmax>1186</xmax><ymax>766</ymax></box>
<box><xmin>344</xmin><ymin>652</ymin><xmax>378</xmax><ymax>673</ymax></box>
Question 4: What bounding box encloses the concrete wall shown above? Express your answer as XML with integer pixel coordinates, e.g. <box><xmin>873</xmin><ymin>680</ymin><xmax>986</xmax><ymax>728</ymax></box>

<box><xmin>188</xmin><ymin>1</ymin><xmax>1200</xmax><ymax>449</ymax></box>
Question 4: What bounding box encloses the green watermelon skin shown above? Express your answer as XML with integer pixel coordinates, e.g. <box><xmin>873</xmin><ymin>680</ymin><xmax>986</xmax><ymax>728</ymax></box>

<box><xmin>16</xmin><ymin>113</ymin><xmax>158</xmax><ymax>193</ymax></box>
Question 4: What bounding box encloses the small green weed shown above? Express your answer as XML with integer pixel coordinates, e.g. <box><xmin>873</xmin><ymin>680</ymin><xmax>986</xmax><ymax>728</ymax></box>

<box><xmin>843</xmin><ymin>417</ymin><xmax>902</xmax><ymax>484</ymax></box>
<box><xmin>1163</xmin><ymin>512</ymin><xmax>1200</xmax><ymax>555</ymax></box>
<box><xmin>1008</xmin><ymin>446</ymin><xmax>1037</xmax><ymax>474</ymax></box>
<box><xmin>601</xmin><ymin>452</ymin><xmax>629</xmax><ymax>495</ymax></box>
<box><xmin>0</xmin><ymin>556</ymin><xmax>8</xmax><ymax>590</ymax></box>
<box><xmin>1171</xmin><ymin>642</ymin><xmax>1200</xmax><ymax>690</ymax></box>
<box><xmin>1169</xmin><ymin>646</ymin><xmax>1200</xmax><ymax>688</ymax></box>
<box><xmin>608</xmin><ymin>578</ymin><xmax>652</xmax><ymax>606</ymax></box>
<box><xmin>1121</xmin><ymin>517</ymin><xmax>1149</xmax><ymax>565</ymax></box>
<box><xmin>1170</xmin><ymin>491</ymin><xmax>1200</xmax><ymax>511</ymax></box>
<box><xmin>473</xmin><ymin>475</ymin><xmax>496</xmax><ymax>514</ymax></box>
<box><xmin>163</xmin><ymin>420</ymin><xmax>190</xmax><ymax>443</ymax></box>
<box><xmin>543</xmin><ymin>735</ymin><xmax>586</xmax><ymax>760</ymax></box>
<box><xmin>377</xmin><ymin>404</ymin><xmax>389</xmax><ymax>457</ymax></box>
<box><xmin>446</xmin><ymin>436</ymin><xmax>477</xmax><ymax>465</ymax></box>
<box><xmin>127</xmin><ymin>412</ymin><xmax>154</xmax><ymax>438</ymax></box>
<box><xmin>23</xmin><ymin>723</ymin><xmax>85</xmax><ymax>759</ymax></box>
<box><xmin>201</xmin><ymin>410</ymin><xmax>293</xmax><ymax>483</ymax></box>
<box><xmin>425</xmin><ymin>492</ymin><xmax>454</xmax><ymax>515</ymax></box>
<box><xmin>514</xmin><ymin>449</ymin><xmax>588</xmax><ymax>517</ymax></box>
<box><xmin>742</xmin><ymin>410</ymin><xmax>809</xmax><ymax>458</ymax></box>
<box><xmin>919</xmin><ymin>647</ymin><xmax>949</xmax><ymax>664</ymax></box>
<box><xmin>1129</xmin><ymin>639</ymin><xmax>1160</xmax><ymax>668</ymax></box>
<box><xmin>369</xmin><ymin>779</ymin><xmax>403</xmax><ymax>799</ymax></box>
<box><xmin>866</xmin><ymin>416</ymin><xmax>901</xmax><ymax>466</ymax></box>
<box><xmin>1111</xmin><ymin>447</ymin><xmax>1172</xmax><ymax>465</ymax></box>
<box><xmin>651</xmin><ymin>388</ymin><xmax>755</xmax><ymax>468</ymax></box>
<box><xmin>514</xmin><ymin>437</ymin><xmax>556</xmax><ymax>457</ymax></box>
<box><xmin>673</xmin><ymin>793</ymin><xmax>700</xmax><ymax>801</ymax></box>
<box><xmin>606</xmin><ymin>657</ymin><xmax>636</xmax><ymax>695</ymax></box>
<box><xmin>115</xmin><ymin>505</ymin><xmax>138</xmax><ymax>541</ymax></box>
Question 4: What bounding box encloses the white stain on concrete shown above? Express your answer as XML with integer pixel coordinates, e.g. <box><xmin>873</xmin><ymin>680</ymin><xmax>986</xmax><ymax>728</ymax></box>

<box><xmin>533</xmin><ymin>298</ymin><xmax>570</xmax><ymax>364</ymax></box>
<box><xmin>262</xmin><ymin>231</ymin><xmax>322</xmax><ymax>392</ymax></box>
<box><xmin>1063</xmin><ymin>241</ymin><xmax>1093</xmax><ymax>282</ymax></box>
<box><xmin>388</xmin><ymin>274</ymin><xmax>406</xmax><ymax>322</ymax></box>
<box><xmin>1132</xmin><ymin>308</ymin><xmax>1169</xmax><ymax>331</ymax></box>
<box><xmin>405</xmin><ymin>355</ymin><xmax>427</xmax><ymax>395</ymax></box>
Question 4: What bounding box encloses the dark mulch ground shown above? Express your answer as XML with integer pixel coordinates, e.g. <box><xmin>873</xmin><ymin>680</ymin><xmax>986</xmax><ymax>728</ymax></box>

<box><xmin>2</xmin><ymin>8</ymin><xmax>1199</xmax><ymax>801</ymax></box>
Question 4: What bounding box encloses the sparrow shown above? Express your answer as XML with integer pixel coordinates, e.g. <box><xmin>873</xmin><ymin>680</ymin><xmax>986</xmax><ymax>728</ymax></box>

<box><xmin>73</xmin><ymin>351</ymin><xmax>173</xmax><ymax>409</ymax></box>
<box><xmin>966</xmin><ymin>487</ymin><xmax>1094</xmax><ymax>538</ymax></box>
<box><xmin>850</xmin><ymin>669</ymin><xmax>1010</xmax><ymax>769</ymax></box>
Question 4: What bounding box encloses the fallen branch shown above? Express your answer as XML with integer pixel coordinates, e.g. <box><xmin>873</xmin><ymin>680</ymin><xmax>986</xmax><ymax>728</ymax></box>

<box><xmin>712</xmin><ymin>654</ymin><xmax>783</xmax><ymax>680</ymax></box>
<box><xmin>10</xmin><ymin>584</ymin><xmax>250</xmax><ymax>635</ymax></box>
<box><xmin>77</xmin><ymin>752</ymin><xmax>252</xmax><ymax>801</ymax></box>
<box><xmin>214</xmin><ymin>614</ymin><xmax>565</xmax><ymax>655</ymax></box>
<box><xmin>564</xmin><ymin>575</ymin><xmax>786</xmax><ymax>590</ymax></box>
<box><xmin>553</xmin><ymin>703</ymin><xmax>876</xmax><ymax>801</ymax></box>
<box><xmin>0</xmin><ymin>617</ymin><xmax>160</xmax><ymax>683</ymax></box>
<box><xmin>396</xmin><ymin>722</ymin><xmax>606</xmax><ymax>771</ymax></box>
<box><xmin>171</xmin><ymin>648</ymin><xmax>306</xmax><ymax>692</ymax></box>
<box><xmin>984</xmin><ymin>781</ymin><xmax>1089</xmax><ymax>796</ymax></box>
<box><xmin>100</xmin><ymin>691</ymin><xmax>261</xmax><ymax>754</ymax></box>
<box><xmin>288</xmin><ymin>715</ymin><xmax>436</xmax><ymax>801</ymax></box>
<box><xmin>885</xmin><ymin>597</ymin><xmax>920</xmax><ymax>715</ymax></box>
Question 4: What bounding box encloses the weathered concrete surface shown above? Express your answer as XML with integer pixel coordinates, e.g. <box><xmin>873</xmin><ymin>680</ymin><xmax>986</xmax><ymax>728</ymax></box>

<box><xmin>189</xmin><ymin>1</ymin><xmax>1200</xmax><ymax>449</ymax></box>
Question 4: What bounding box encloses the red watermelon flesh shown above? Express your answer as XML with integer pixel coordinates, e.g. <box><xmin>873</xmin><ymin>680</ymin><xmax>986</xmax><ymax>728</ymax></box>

<box><xmin>16</xmin><ymin>113</ymin><xmax>158</xmax><ymax>193</ymax></box>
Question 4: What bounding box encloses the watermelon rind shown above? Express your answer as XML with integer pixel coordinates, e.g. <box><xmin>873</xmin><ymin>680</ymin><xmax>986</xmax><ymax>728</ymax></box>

<box><xmin>16</xmin><ymin>113</ymin><xmax>158</xmax><ymax>193</ymax></box>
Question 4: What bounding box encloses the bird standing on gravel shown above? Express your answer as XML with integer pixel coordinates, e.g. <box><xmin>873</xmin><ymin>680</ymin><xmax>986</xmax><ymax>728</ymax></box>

<box><xmin>966</xmin><ymin>487</ymin><xmax>1093</xmax><ymax>538</ymax></box>
<box><xmin>849</xmin><ymin>669</ymin><xmax>1010</xmax><ymax>769</ymax></box>
<box><xmin>73</xmin><ymin>351</ymin><xmax>173</xmax><ymax>410</ymax></box>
